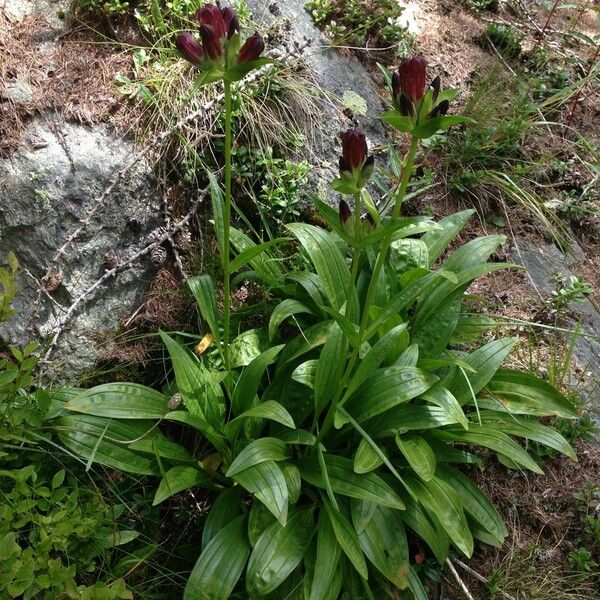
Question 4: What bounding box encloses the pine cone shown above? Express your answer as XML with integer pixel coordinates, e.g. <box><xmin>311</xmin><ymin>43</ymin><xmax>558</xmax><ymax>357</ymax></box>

<box><xmin>151</xmin><ymin>244</ymin><xmax>168</xmax><ymax>266</ymax></box>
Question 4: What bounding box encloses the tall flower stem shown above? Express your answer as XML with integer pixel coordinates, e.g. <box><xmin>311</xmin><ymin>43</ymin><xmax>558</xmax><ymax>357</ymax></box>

<box><xmin>345</xmin><ymin>190</ymin><xmax>363</xmax><ymax>319</ymax></box>
<box><xmin>319</xmin><ymin>136</ymin><xmax>419</xmax><ymax>442</ymax></box>
<box><xmin>222</xmin><ymin>80</ymin><xmax>233</xmax><ymax>371</ymax></box>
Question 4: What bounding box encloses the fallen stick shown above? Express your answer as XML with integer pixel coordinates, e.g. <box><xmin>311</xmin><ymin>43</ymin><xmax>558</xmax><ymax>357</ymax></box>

<box><xmin>446</xmin><ymin>558</ymin><xmax>476</xmax><ymax>600</ymax></box>
<box><xmin>454</xmin><ymin>558</ymin><xmax>518</xmax><ymax>600</ymax></box>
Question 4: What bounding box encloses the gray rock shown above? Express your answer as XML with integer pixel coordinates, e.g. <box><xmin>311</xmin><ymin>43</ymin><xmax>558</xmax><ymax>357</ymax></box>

<box><xmin>0</xmin><ymin>116</ymin><xmax>162</xmax><ymax>382</ymax></box>
<box><xmin>247</xmin><ymin>0</ymin><xmax>388</xmax><ymax>204</ymax></box>
<box><xmin>511</xmin><ymin>237</ymin><xmax>600</xmax><ymax>417</ymax></box>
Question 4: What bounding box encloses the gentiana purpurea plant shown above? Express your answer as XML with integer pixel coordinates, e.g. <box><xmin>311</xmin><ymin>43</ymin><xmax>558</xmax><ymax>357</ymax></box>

<box><xmin>46</xmin><ymin>9</ymin><xmax>579</xmax><ymax>598</ymax></box>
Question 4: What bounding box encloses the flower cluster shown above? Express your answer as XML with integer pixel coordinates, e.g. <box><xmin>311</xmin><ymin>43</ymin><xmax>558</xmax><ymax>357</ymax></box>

<box><xmin>392</xmin><ymin>56</ymin><xmax>448</xmax><ymax>119</ymax></box>
<box><xmin>176</xmin><ymin>3</ymin><xmax>265</xmax><ymax>77</ymax></box>
<box><xmin>332</xmin><ymin>128</ymin><xmax>374</xmax><ymax>196</ymax></box>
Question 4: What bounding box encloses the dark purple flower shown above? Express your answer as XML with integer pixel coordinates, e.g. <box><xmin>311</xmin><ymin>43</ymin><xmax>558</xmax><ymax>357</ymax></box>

<box><xmin>176</xmin><ymin>32</ymin><xmax>204</xmax><ymax>65</ymax></box>
<box><xmin>237</xmin><ymin>32</ymin><xmax>265</xmax><ymax>63</ymax></box>
<box><xmin>340</xmin><ymin>128</ymin><xmax>368</xmax><ymax>172</ymax></box>
<box><xmin>395</xmin><ymin>56</ymin><xmax>427</xmax><ymax>104</ymax></box>
<box><xmin>428</xmin><ymin>99</ymin><xmax>449</xmax><ymax>118</ymax></box>
<box><xmin>200</xmin><ymin>24</ymin><xmax>223</xmax><ymax>60</ymax></box>
<box><xmin>339</xmin><ymin>199</ymin><xmax>352</xmax><ymax>226</ymax></box>
<box><xmin>196</xmin><ymin>3</ymin><xmax>227</xmax><ymax>39</ymax></box>
<box><xmin>221</xmin><ymin>6</ymin><xmax>239</xmax><ymax>38</ymax></box>
<box><xmin>430</xmin><ymin>75</ymin><xmax>441</xmax><ymax>103</ymax></box>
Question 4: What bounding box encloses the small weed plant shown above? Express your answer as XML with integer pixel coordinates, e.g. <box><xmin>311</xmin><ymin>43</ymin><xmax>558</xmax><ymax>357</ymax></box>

<box><xmin>37</xmin><ymin>6</ymin><xmax>580</xmax><ymax>598</ymax></box>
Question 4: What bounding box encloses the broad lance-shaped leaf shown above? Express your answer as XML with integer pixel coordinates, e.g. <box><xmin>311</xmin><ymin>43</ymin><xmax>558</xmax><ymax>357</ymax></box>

<box><xmin>287</xmin><ymin>223</ymin><xmax>350</xmax><ymax>311</ymax></box>
<box><xmin>309</xmin><ymin>509</ymin><xmax>342</xmax><ymax>600</ymax></box>
<box><xmin>443</xmin><ymin>337</ymin><xmax>517</xmax><ymax>406</ymax></box>
<box><xmin>202</xmin><ymin>487</ymin><xmax>244</xmax><ymax>549</ymax></box>
<box><xmin>299</xmin><ymin>454</ymin><xmax>405</xmax><ymax>510</ymax></box>
<box><xmin>314</xmin><ymin>323</ymin><xmax>345</xmax><ymax>416</ymax></box>
<box><xmin>323</xmin><ymin>498</ymin><xmax>368</xmax><ymax>579</ymax></box>
<box><xmin>345</xmin><ymin>366</ymin><xmax>438</xmax><ymax>422</ymax></box>
<box><xmin>226</xmin><ymin>438</ymin><xmax>290</xmax><ymax>477</ymax></box>
<box><xmin>352</xmin><ymin>502</ymin><xmax>410</xmax><ymax>590</ymax></box>
<box><xmin>420</xmin><ymin>383</ymin><xmax>468</xmax><ymax>429</ymax></box>
<box><xmin>398</xmin><ymin>495</ymin><xmax>449</xmax><ymax>564</ymax></box>
<box><xmin>160</xmin><ymin>331</ymin><xmax>225</xmax><ymax>430</ymax></box>
<box><xmin>226</xmin><ymin>400</ymin><xmax>295</xmax><ymax>431</ymax></box>
<box><xmin>354</xmin><ymin>438</ymin><xmax>383</xmax><ymax>474</ymax></box>
<box><xmin>153</xmin><ymin>466</ymin><xmax>213</xmax><ymax>506</ymax></box>
<box><xmin>396</xmin><ymin>434</ymin><xmax>436</xmax><ymax>481</ymax></box>
<box><xmin>477</xmin><ymin>411</ymin><xmax>576</xmax><ymax>459</ymax></box>
<box><xmin>232</xmin><ymin>460</ymin><xmax>289</xmax><ymax>525</ymax></box>
<box><xmin>268</xmin><ymin>299</ymin><xmax>314</xmax><ymax>341</ymax></box>
<box><xmin>184</xmin><ymin>515</ymin><xmax>250</xmax><ymax>600</ymax></box>
<box><xmin>229</xmin><ymin>227</ymin><xmax>283</xmax><ymax>285</ymax></box>
<box><xmin>483</xmin><ymin>368</ymin><xmax>577</xmax><ymax>418</ymax></box>
<box><xmin>369</xmin><ymin>404</ymin><xmax>461</xmax><ymax>438</ymax></box>
<box><xmin>65</xmin><ymin>383</ymin><xmax>168</xmax><ymax>419</ymax></box>
<box><xmin>436</xmin><ymin>465</ymin><xmax>507</xmax><ymax>546</ymax></box>
<box><xmin>432</xmin><ymin>424</ymin><xmax>543</xmax><ymax>474</ymax></box>
<box><xmin>246</xmin><ymin>507</ymin><xmax>315</xmax><ymax>596</ymax></box>
<box><xmin>187</xmin><ymin>275</ymin><xmax>220</xmax><ymax>344</ymax></box>
<box><xmin>57</xmin><ymin>415</ymin><xmax>186</xmax><ymax>476</ymax></box>
<box><xmin>231</xmin><ymin>345</ymin><xmax>284</xmax><ymax>416</ymax></box>
<box><xmin>402</xmin><ymin>473</ymin><xmax>473</xmax><ymax>558</ymax></box>
<box><xmin>421</xmin><ymin>209</ymin><xmax>475</xmax><ymax>265</ymax></box>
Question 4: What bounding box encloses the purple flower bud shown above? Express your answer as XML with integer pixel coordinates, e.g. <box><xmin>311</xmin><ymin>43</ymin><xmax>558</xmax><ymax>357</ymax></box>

<box><xmin>399</xmin><ymin>93</ymin><xmax>414</xmax><ymax>117</ymax></box>
<box><xmin>176</xmin><ymin>32</ymin><xmax>204</xmax><ymax>65</ymax></box>
<box><xmin>237</xmin><ymin>32</ymin><xmax>265</xmax><ymax>63</ymax></box>
<box><xmin>396</xmin><ymin>56</ymin><xmax>427</xmax><ymax>103</ymax></box>
<box><xmin>361</xmin><ymin>212</ymin><xmax>376</xmax><ymax>234</ymax></box>
<box><xmin>428</xmin><ymin>99</ymin><xmax>449</xmax><ymax>118</ymax></box>
<box><xmin>221</xmin><ymin>6</ymin><xmax>239</xmax><ymax>38</ymax></box>
<box><xmin>339</xmin><ymin>199</ymin><xmax>352</xmax><ymax>226</ymax></box>
<box><xmin>200</xmin><ymin>23</ymin><xmax>223</xmax><ymax>60</ymax></box>
<box><xmin>197</xmin><ymin>3</ymin><xmax>227</xmax><ymax>40</ymax></box>
<box><xmin>430</xmin><ymin>75</ymin><xmax>441</xmax><ymax>103</ymax></box>
<box><xmin>340</xmin><ymin>128</ymin><xmax>368</xmax><ymax>172</ymax></box>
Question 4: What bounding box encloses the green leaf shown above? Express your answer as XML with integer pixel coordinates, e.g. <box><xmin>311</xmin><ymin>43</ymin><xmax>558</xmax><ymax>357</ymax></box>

<box><xmin>287</xmin><ymin>223</ymin><xmax>350</xmax><ymax>311</ymax></box>
<box><xmin>436</xmin><ymin>465</ymin><xmax>507</xmax><ymax>546</ymax></box>
<box><xmin>188</xmin><ymin>275</ymin><xmax>220</xmax><ymax>344</ymax></box>
<box><xmin>291</xmin><ymin>359</ymin><xmax>318</xmax><ymax>389</ymax></box>
<box><xmin>202</xmin><ymin>487</ymin><xmax>244</xmax><ymax>548</ymax></box>
<box><xmin>184</xmin><ymin>515</ymin><xmax>250</xmax><ymax>600</ymax></box>
<box><xmin>226</xmin><ymin>438</ymin><xmax>290</xmax><ymax>477</ymax></box>
<box><xmin>246</xmin><ymin>507</ymin><xmax>314</xmax><ymax>596</ymax></box>
<box><xmin>230</xmin><ymin>238</ymin><xmax>289</xmax><ymax>273</ymax></box>
<box><xmin>353</xmin><ymin>503</ymin><xmax>410</xmax><ymax>589</ymax></box>
<box><xmin>160</xmin><ymin>331</ymin><xmax>225</xmax><ymax>430</ymax></box>
<box><xmin>324</xmin><ymin>498</ymin><xmax>368</xmax><ymax>579</ymax></box>
<box><xmin>224</xmin><ymin>57</ymin><xmax>275</xmax><ymax>82</ymax></box>
<box><xmin>344</xmin><ymin>324</ymin><xmax>408</xmax><ymax>401</ymax></box>
<box><xmin>421</xmin><ymin>209</ymin><xmax>475</xmax><ymax>265</ymax></box>
<box><xmin>314</xmin><ymin>323</ymin><xmax>345</xmax><ymax>416</ymax></box>
<box><xmin>413</xmin><ymin>115</ymin><xmax>475</xmax><ymax>139</ymax></box>
<box><xmin>421</xmin><ymin>383</ymin><xmax>468</xmax><ymax>430</ymax></box>
<box><xmin>163</xmin><ymin>410</ymin><xmax>226</xmax><ymax>453</ymax></box>
<box><xmin>231</xmin><ymin>345</ymin><xmax>284</xmax><ymax>417</ymax></box>
<box><xmin>269</xmin><ymin>299</ymin><xmax>314</xmax><ymax>341</ymax></box>
<box><xmin>433</xmin><ymin>424</ymin><xmax>543</xmax><ymax>473</ymax></box>
<box><xmin>396</xmin><ymin>434</ymin><xmax>436</xmax><ymax>481</ymax></box>
<box><xmin>276</xmin><ymin>429</ymin><xmax>319</xmax><ymax>447</ymax></box>
<box><xmin>346</xmin><ymin>366</ymin><xmax>437</xmax><ymax>422</ymax></box>
<box><xmin>232</xmin><ymin>460</ymin><xmax>289</xmax><ymax>525</ymax></box>
<box><xmin>248</xmin><ymin>500</ymin><xmax>276</xmax><ymax>547</ymax></box>
<box><xmin>309</xmin><ymin>509</ymin><xmax>342</xmax><ymax>600</ymax></box>
<box><xmin>369</xmin><ymin>404</ymin><xmax>462</xmax><ymax>437</ymax></box>
<box><xmin>444</xmin><ymin>338</ymin><xmax>518</xmax><ymax>406</ymax></box>
<box><xmin>208</xmin><ymin>171</ymin><xmax>225</xmax><ymax>261</ymax></box>
<box><xmin>399</xmin><ymin>495</ymin><xmax>449</xmax><ymax>563</ymax></box>
<box><xmin>299</xmin><ymin>454</ymin><xmax>405</xmax><ymax>510</ymax></box>
<box><xmin>478</xmin><ymin>411</ymin><xmax>576</xmax><ymax>459</ymax></box>
<box><xmin>443</xmin><ymin>234</ymin><xmax>507</xmax><ymax>273</ymax></box>
<box><xmin>230</xmin><ymin>227</ymin><xmax>282</xmax><ymax>286</ymax></box>
<box><xmin>57</xmin><ymin>415</ymin><xmax>162</xmax><ymax>475</ymax></box>
<box><xmin>153</xmin><ymin>466</ymin><xmax>213</xmax><ymax>506</ymax></box>
<box><xmin>403</xmin><ymin>474</ymin><xmax>473</xmax><ymax>557</ymax></box>
<box><xmin>389</xmin><ymin>239</ymin><xmax>429</xmax><ymax>271</ymax></box>
<box><xmin>354</xmin><ymin>438</ymin><xmax>383</xmax><ymax>474</ymax></box>
<box><xmin>65</xmin><ymin>383</ymin><xmax>168</xmax><ymax>419</ymax></box>
<box><xmin>484</xmin><ymin>369</ymin><xmax>578</xmax><ymax>418</ymax></box>
<box><xmin>379</xmin><ymin>110</ymin><xmax>414</xmax><ymax>132</ymax></box>
<box><xmin>228</xmin><ymin>400</ymin><xmax>295</xmax><ymax>430</ymax></box>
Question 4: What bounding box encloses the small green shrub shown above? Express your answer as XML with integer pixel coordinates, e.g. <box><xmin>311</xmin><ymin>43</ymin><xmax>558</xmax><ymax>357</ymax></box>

<box><xmin>485</xmin><ymin>23</ymin><xmax>525</xmax><ymax>59</ymax></box>
<box><xmin>0</xmin><ymin>252</ymin><xmax>19</xmax><ymax>323</ymax></box>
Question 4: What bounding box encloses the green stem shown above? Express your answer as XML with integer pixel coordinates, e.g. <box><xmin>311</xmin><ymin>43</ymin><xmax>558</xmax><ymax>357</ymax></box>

<box><xmin>318</xmin><ymin>136</ymin><xmax>419</xmax><ymax>442</ymax></box>
<box><xmin>345</xmin><ymin>189</ymin><xmax>363</xmax><ymax>319</ymax></box>
<box><xmin>222</xmin><ymin>80</ymin><xmax>233</xmax><ymax>371</ymax></box>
